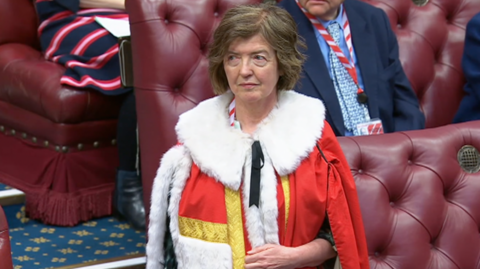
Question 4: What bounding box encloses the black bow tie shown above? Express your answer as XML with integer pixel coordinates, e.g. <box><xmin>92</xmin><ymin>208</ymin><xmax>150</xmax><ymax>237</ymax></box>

<box><xmin>249</xmin><ymin>141</ymin><xmax>264</xmax><ymax>208</ymax></box>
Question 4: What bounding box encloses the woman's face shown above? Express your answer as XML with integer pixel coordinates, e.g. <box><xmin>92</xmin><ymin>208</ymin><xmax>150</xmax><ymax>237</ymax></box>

<box><xmin>223</xmin><ymin>34</ymin><xmax>282</xmax><ymax>105</ymax></box>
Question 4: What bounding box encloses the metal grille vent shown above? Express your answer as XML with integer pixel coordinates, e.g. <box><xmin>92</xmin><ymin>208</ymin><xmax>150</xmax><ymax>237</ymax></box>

<box><xmin>457</xmin><ymin>145</ymin><xmax>480</xmax><ymax>173</ymax></box>
<box><xmin>412</xmin><ymin>0</ymin><xmax>429</xmax><ymax>6</ymax></box>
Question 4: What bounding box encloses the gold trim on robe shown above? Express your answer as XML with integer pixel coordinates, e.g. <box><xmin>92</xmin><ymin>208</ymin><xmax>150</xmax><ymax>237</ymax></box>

<box><xmin>178</xmin><ymin>216</ymin><xmax>228</xmax><ymax>244</ymax></box>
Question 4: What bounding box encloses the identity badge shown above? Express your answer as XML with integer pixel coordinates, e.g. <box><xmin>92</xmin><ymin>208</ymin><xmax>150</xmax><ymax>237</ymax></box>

<box><xmin>356</xmin><ymin>118</ymin><xmax>384</xmax><ymax>136</ymax></box>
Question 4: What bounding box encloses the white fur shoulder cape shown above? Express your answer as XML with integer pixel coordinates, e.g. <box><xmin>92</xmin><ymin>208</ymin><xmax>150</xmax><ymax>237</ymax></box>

<box><xmin>146</xmin><ymin>90</ymin><xmax>326</xmax><ymax>269</ymax></box>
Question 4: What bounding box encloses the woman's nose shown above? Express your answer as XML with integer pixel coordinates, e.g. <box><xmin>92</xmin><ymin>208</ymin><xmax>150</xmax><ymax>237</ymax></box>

<box><xmin>239</xmin><ymin>60</ymin><xmax>253</xmax><ymax>77</ymax></box>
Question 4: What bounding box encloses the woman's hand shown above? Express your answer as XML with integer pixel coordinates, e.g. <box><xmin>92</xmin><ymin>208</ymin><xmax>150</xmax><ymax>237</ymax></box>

<box><xmin>244</xmin><ymin>244</ymin><xmax>299</xmax><ymax>269</ymax></box>
<box><xmin>244</xmin><ymin>239</ymin><xmax>336</xmax><ymax>269</ymax></box>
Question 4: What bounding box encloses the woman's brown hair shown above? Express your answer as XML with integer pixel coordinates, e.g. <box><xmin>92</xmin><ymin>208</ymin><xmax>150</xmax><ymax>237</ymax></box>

<box><xmin>208</xmin><ymin>3</ymin><xmax>306</xmax><ymax>95</ymax></box>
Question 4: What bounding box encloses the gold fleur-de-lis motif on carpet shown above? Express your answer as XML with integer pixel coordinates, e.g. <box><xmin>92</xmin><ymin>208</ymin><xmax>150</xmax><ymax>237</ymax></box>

<box><xmin>16</xmin><ymin>207</ymin><xmax>29</xmax><ymax>224</ymax></box>
<box><xmin>115</xmin><ymin>224</ymin><xmax>130</xmax><ymax>230</ymax></box>
<box><xmin>83</xmin><ymin>221</ymin><xmax>98</xmax><ymax>227</ymax></box>
<box><xmin>51</xmin><ymin>257</ymin><xmax>67</xmax><ymax>263</ymax></box>
<box><xmin>100</xmin><ymin>241</ymin><xmax>119</xmax><ymax>247</ymax></box>
<box><xmin>94</xmin><ymin>250</ymin><xmax>109</xmax><ymax>255</ymax></box>
<box><xmin>68</xmin><ymin>239</ymin><xmax>83</xmax><ymax>245</ymax></box>
<box><xmin>109</xmin><ymin>233</ymin><xmax>124</xmax><ymax>238</ymax></box>
<box><xmin>30</xmin><ymin>237</ymin><xmax>50</xmax><ymax>244</ymax></box>
<box><xmin>58</xmin><ymin>248</ymin><xmax>77</xmax><ymax>254</ymax></box>
<box><xmin>73</xmin><ymin>230</ymin><xmax>93</xmax><ymax>237</ymax></box>
<box><xmin>41</xmin><ymin>228</ymin><xmax>56</xmax><ymax>234</ymax></box>
<box><xmin>14</xmin><ymin>255</ymin><xmax>34</xmax><ymax>262</ymax></box>
<box><xmin>25</xmin><ymin>247</ymin><xmax>40</xmax><ymax>252</ymax></box>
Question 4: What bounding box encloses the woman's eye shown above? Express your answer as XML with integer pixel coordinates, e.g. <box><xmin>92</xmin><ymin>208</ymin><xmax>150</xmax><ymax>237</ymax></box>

<box><xmin>226</xmin><ymin>55</ymin><xmax>239</xmax><ymax>65</ymax></box>
<box><xmin>253</xmin><ymin>55</ymin><xmax>267</xmax><ymax>66</ymax></box>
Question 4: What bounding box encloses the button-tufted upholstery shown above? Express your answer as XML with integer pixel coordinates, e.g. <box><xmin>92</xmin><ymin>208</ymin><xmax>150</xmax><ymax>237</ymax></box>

<box><xmin>0</xmin><ymin>0</ymin><xmax>123</xmax><ymax>226</ymax></box>
<box><xmin>364</xmin><ymin>0</ymin><xmax>480</xmax><ymax>127</ymax></box>
<box><xmin>0</xmin><ymin>206</ymin><xmax>13</xmax><ymax>269</ymax></box>
<box><xmin>127</xmin><ymin>0</ymin><xmax>480</xmax><ymax>268</ymax></box>
<box><xmin>339</xmin><ymin>121</ymin><xmax>480</xmax><ymax>269</ymax></box>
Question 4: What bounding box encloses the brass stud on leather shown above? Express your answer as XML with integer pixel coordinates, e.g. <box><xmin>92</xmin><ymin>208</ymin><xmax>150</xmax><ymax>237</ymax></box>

<box><xmin>62</xmin><ymin>146</ymin><xmax>68</xmax><ymax>153</ymax></box>
<box><xmin>457</xmin><ymin>145</ymin><xmax>480</xmax><ymax>173</ymax></box>
<box><xmin>412</xmin><ymin>0</ymin><xmax>429</xmax><ymax>7</ymax></box>
<box><xmin>77</xmin><ymin>143</ymin><xmax>84</xmax><ymax>150</ymax></box>
<box><xmin>111</xmin><ymin>139</ymin><xmax>116</xmax><ymax>145</ymax></box>
<box><xmin>44</xmin><ymin>141</ymin><xmax>49</xmax><ymax>147</ymax></box>
<box><xmin>55</xmin><ymin>146</ymin><xmax>60</xmax><ymax>152</ymax></box>
<box><xmin>11</xmin><ymin>129</ymin><xmax>16</xmax><ymax>135</ymax></box>
<box><xmin>32</xmin><ymin>137</ymin><xmax>37</xmax><ymax>143</ymax></box>
<box><xmin>22</xmin><ymin>133</ymin><xmax>27</xmax><ymax>139</ymax></box>
<box><xmin>93</xmin><ymin>141</ymin><xmax>99</xmax><ymax>148</ymax></box>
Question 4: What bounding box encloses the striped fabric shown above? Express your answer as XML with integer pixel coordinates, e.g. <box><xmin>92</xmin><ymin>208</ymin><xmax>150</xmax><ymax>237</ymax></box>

<box><xmin>35</xmin><ymin>0</ymin><xmax>131</xmax><ymax>95</ymax></box>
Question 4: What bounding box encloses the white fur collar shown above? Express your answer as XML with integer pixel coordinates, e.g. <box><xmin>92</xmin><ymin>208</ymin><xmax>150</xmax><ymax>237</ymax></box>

<box><xmin>175</xmin><ymin>90</ymin><xmax>325</xmax><ymax>190</ymax></box>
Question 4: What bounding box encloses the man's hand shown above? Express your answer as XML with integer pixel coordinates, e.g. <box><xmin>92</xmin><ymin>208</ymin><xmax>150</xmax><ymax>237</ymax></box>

<box><xmin>244</xmin><ymin>244</ymin><xmax>299</xmax><ymax>269</ymax></box>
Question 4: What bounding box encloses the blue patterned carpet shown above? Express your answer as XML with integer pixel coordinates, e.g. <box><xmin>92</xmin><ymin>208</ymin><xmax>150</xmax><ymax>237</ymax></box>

<box><xmin>5</xmin><ymin>204</ymin><xmax>146</xmax><ymax>269</ymax></box>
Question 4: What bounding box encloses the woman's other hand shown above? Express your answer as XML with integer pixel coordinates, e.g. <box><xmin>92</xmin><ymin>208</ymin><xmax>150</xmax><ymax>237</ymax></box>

<box><xmin>245</xmin><ymin>244</ymin><xmax>299</xmax><ymax>269</ymax></box>
<box><xmin>244</xmin><ymin>238</ymin><xmax>336</xmax><ymax>269</ymax></box>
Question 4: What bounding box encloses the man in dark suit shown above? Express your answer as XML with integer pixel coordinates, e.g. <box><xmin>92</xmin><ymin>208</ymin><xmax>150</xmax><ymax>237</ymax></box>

<box><xmin>278</xmin><ymin>0</ymin><xmax>425</xmax><ymax>136</ymax></box>
<box><xmin>453</xmin><ymin>12</ymin><xmax>480</xmax><ymax>123</ymax></box>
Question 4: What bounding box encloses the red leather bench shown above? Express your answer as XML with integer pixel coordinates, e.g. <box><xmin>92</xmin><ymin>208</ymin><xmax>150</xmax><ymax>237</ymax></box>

<box><xmin>339</xmin><ymin>122</ymin><xmax>480</xmax><ymax>268</ymax></box>
<box><xmin>0</xmin><ymin>0</ymin><xmax>122</xmax><ymax>226</ymax></box>
<box><xmin>127</xmin><ymin>0</ymin><xmax>480</xmax><ymax>267</ymax></box>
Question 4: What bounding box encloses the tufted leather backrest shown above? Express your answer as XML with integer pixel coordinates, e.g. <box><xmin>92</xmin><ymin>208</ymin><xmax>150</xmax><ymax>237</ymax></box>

<box><xmin>0</xmin><ymin>0</ymin><xmax>39</xmax><ymax>48</ymax></box>
<box><xmin>363</xmin><ymin>0</ymin><xmax>480</xmax><ymax>127</ymax></box>
<box><xmin>127</xmin><ymin>0</ymin><xmax>262</xmax><ymax>212</ymax></box>
<box><xmin>338</xmin><ymin>121</ymin><xmax>480</xmax><ymax>269</ymax></box>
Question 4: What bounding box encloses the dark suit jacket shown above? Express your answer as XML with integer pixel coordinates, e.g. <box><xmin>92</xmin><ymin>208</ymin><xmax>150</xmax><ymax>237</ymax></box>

<box><xmin>453</xmin><ymin>12</ymin><xmax>480</xmax><ymax>123</ymax></box>
<box><xmin>278</xmin><ymin>0</ymin><xmax>425</xmax><ymax>136</ymax></box>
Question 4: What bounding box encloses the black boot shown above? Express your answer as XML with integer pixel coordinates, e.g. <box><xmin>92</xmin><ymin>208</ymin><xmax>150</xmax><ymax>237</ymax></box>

<box><xmin>114</xmin><ymin>169</ymin><xmax>146</xmax><ymax>230</ymax></box>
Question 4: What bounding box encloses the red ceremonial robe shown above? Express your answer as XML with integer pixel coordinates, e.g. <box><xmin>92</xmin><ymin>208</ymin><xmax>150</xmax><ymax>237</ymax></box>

<box><xmin>145</xmin><ymin>90</ymin><xmax>369</xmax><ymax>269</ymax></box>
<box><xmin>177</xmin><ymin>124</ymin><xmax>369</xmax><ymax>269</ymax></box>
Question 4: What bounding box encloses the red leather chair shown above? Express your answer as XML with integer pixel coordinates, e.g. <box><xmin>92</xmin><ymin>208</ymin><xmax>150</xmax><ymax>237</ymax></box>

<box><xmin>0</xmin><ymin>206</ymin><xmax>13</xmax><ymax>269</ymax></box>
<box><xmin>0</xmin><ymin>0</ymin><xmax>123</xmax><ymax>226</ymax></box>
<box><xmin>127</xmin><ymin>0</ymin><xmax>480</xmax><ymax>268</ymax></box>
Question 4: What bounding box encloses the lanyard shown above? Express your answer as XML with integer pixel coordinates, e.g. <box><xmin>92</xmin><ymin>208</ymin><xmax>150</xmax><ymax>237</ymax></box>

<box><xmin>296</xmin><ymin>1</ymin><xmax>368</xmax><ymax>104</ymax></box>
<box><xmin>229</xmin><ymin>97</ymin><xmax>237</xmax><ymax>127</ymax></box>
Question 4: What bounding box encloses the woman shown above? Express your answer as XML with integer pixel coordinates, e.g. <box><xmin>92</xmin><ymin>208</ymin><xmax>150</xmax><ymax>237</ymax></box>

<box><xmin>146</xmin><ymin>4</ymin><xmax>369</xmax><ymax>269</ymax></box>
<box><xmin>35</xmin><ymin>0</ymin><xmax>145</xmax><ymax>230</ymax></box>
